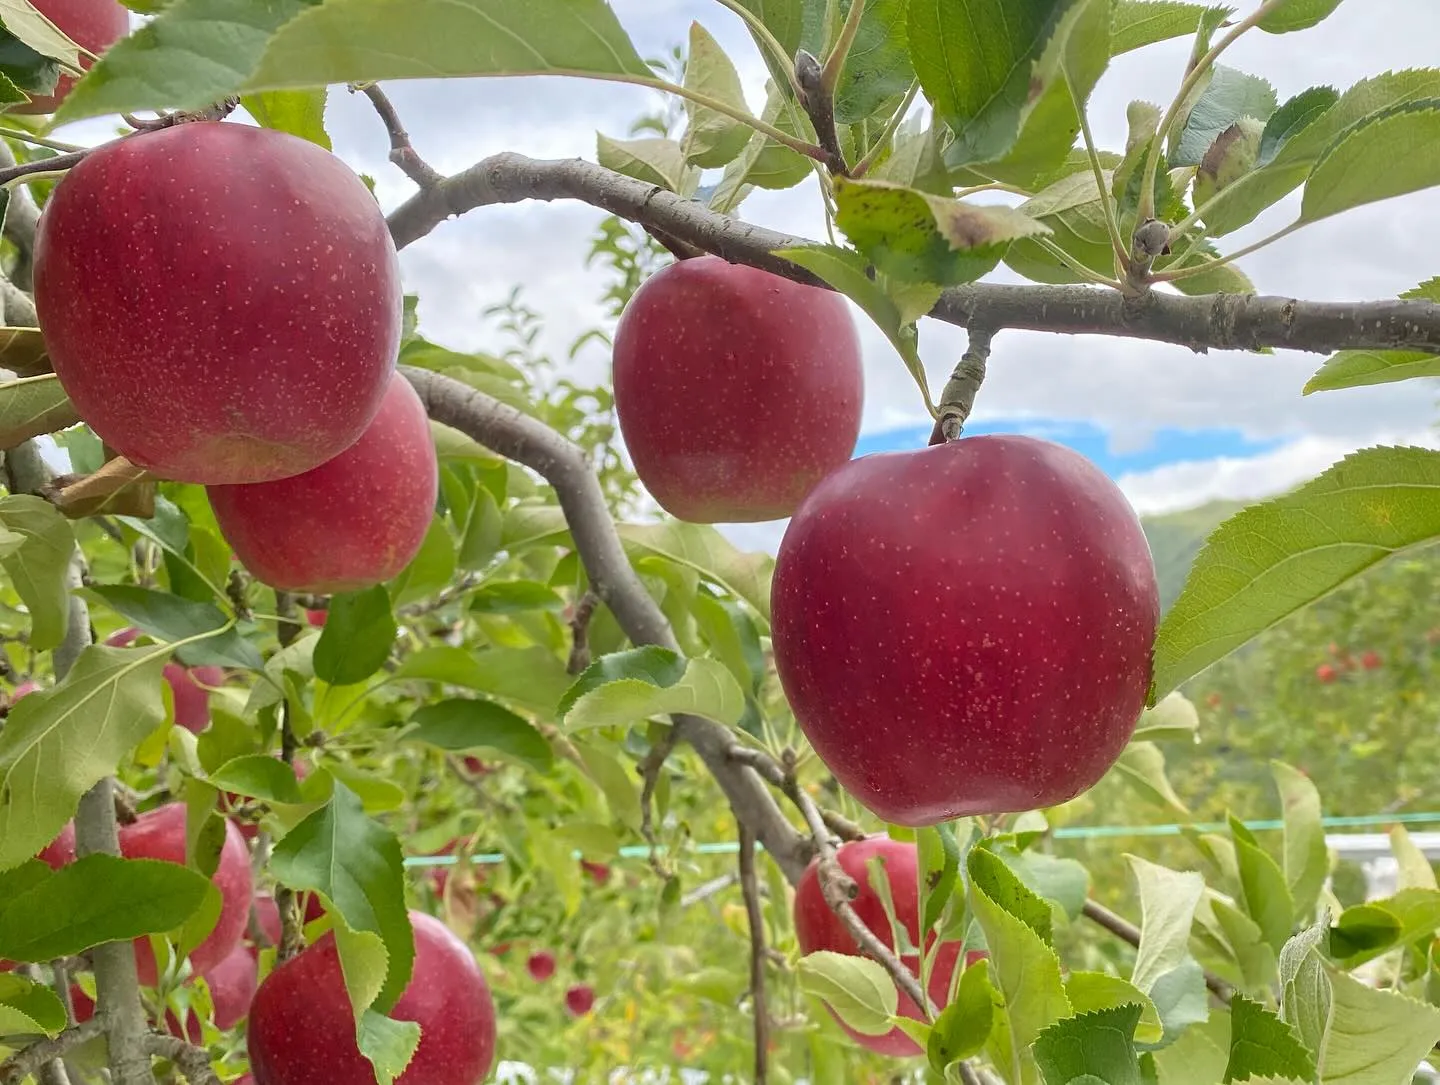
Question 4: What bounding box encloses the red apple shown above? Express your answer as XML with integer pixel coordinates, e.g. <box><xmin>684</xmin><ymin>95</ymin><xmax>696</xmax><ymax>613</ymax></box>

<box><xmin>246</xmin><ymin>910</ymin><xmax>496</xmax><ymax>1085</ymax></box>
<box><xmin>1316</xmin><ymin>663</ymin><xmax>1338</xmax><ymax>683</ymax></box>
<box><xmin>771</xmin><ymin>435</ymin><xmax>1159</xmax><ymax>825</ymax></box>
<box><xmin>1205</xmin><ymin>691</ymin><xmax>1223</xmax><ymax>709</ymax></box>
<box><xmin>304</xmin><ymin>608</ymin><xmax>328</xmax><ymax>627</ymax></box>
<box><xmin>9</xmin><ymin>680</ymin><xmax>39</xmax><ymax>704</ymax></box>
<box><xmin>192</xmin><ymin>942</ymin><xmax>258</xmax><ymax>1032</ymax></box>
<box><xmin>166</xmin><ymin>662</ymin><xmax>226</xmax><ymax>733</ymax></box>
<box><xmin>526</xmin><ymin>951</ymin><xmax>556</xmax><ymax>982</ymax></box>
<box><xmin>250</xmin><ymin>895</ymin><xmax>282</xmax><ymax>956</ymax></box>
<box><xmin>1361</xmin><ymin>650</ymin><xmax>1383</xmax><ymax>670</ymax></box>
<box><xmin>7</xmin><ymin>0</ymin><xmax>130</xmax><ymax>114</ymax></box>
<box><xmin>207</xmin><ymin>373</ymin><xmax>438</xmax><ymax>593</ymax></box>
<box><xmin>34</xmin><ymin>121</ymin><xmax>400</xmax><ymax>485</ymax></box>
<box><xmin>793</xmin><ymin>836</ymin><xmax>970</xmax><ymax>1056</ymax></box>
<box><xmin>611</xmin><ymin>255</ymin><xmax>864</xmax><ymax>523</ymax></box>
<box><xmin>564</xmin><ymin>984</ymin><xmax>595</xmax><ymax>1017</ymax></box>
<box><xmin>580</xmin><ymin>859</ymin><xmax>611</xmax><ymax>886</ymax></box>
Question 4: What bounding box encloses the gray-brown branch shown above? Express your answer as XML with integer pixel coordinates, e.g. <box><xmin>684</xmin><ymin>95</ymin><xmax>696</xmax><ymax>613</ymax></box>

<box><xmin>402</xmin><ymin>366</ymin><xmax>813</xmax><ymax>885</ymax></box>
<box><xmin>738</xmin><ymin>822</ymin><xmax>770</xmax><ymax>1085</ymax></box>
<box><xmin>386</xmin><ymin>152</ymin><xmax>1440</xmax><ymax>357</ymax></box>
<box><xmin>0</xmin><ymin>1020</ymin><xmax>104</xmax><ymax>1084</ymax></box>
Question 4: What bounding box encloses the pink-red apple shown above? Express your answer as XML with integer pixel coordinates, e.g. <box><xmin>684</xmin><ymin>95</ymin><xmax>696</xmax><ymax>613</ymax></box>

<box><xmin>1361</xmin><ymin>650</ymin><xmax>1383</xmax><ymax>670</ymax></box>
<box><xmin>304</xmin><ymin>608</ymin><xmax>328</xmax><ymax>627</ymax></box>
<box><xmin>771</xmin><ymin>435</ymin><xmax>1159</xmax><ymax>825</ymax></box>
<box><xmin>527</xmin><ymin>950</ymin><xmax>556</xmax><ymax>982</ymax></box>
<box><xmin>580</xmin><ymin>859</ymin><xmax>611</xmax><ymax>886</ymax></box>
<box><xmin>611</xmin><ymin>255</ymin><xmax>864</xmax><ymax>523</ymax></box>
<box><xmin>34</xmin><ymin>121</ymin><xmax>400</xmax><ymax>485</ymax></box>
<box><xmin>8</xmin><ymin>680</ymin><xmax>39</xmax><ymax>705</ymax></box>
<box><xmin>565</xmin><ymin>984</ymin><xmax>595</xmax><ymax>1017</ymax></box>
<box><xmin>1316</xmin><ymin>663</ymin><xmax>1338</xmax><ymax>684</ymax></box>
<box><xmin>7</xmin><ymin>0</ymin><xmax>130</xmax><ymax>114</ymax></box>
<box><xmin>39</xmin><ymin>805</ymin><xmax>253</xmax><ymax>986</ymax></box>
<box><xmin>793</xmin><ymin>835</ymin><xmax>978</xmax><ymax>1057</ymax></box>
<box><xmin>207</xmin><ymin>373</ymin><xmax>438</xmax><ymax>593</ymax></box>
<box><xmin>103</xmin><ymin>627</ymin><xmax>225</xmax><ymax>732</ymax></box>
<box><xmin>246</xmin><ymin>910</ymin><xmax>496</xmax><ymax>1085</ymax></box>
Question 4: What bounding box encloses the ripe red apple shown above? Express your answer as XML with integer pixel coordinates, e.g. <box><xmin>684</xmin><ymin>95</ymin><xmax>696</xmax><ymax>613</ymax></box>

<box><xmin>103</xmin><ymin>628</ymin><xmax>226</xmax><ymax>731</ymax></box>
<box><xmin>771</xmin><ymin>435</ymin><xmax>1159</xmax><ymax>825</ymax></box>
<box><xmin>8</xmin><ymin>680</ymin><xmax>39</xmax><ymax>705</ymax></box>
<box><xmin>7</xmin><ymin>0</ymin><xmax>130</xmax><ymax>114</ymax></box>
<box><xmin>250</xmin><ymin>894</ymin><xmax>282</xmax><ymax>956</ymax></box>
<box><xmin>246</xmin><ymin>910</ymin><xmax>496</xmax><ymax>1085</ymax></box>
<box><xmin>34</xmin><ymin>121</ymin><xmax>401</xmax><ymax>485</ymax></box>
<box><xmin>304</xmin><ymin>608</ymin><xmax>328</xmax><ymax>627</ymax></box>
<box><xmin>1361</xmin><ymin>650</ymin><xmax>1383</xmax><ymax>670</ymax></box>
<box><xmin>580</xmin><ymin>859</ymin><xmax>611</xmax><ymax>886</ymax></box>
<box><xmin>207</xmin><ymin>373</ymin><xmax>438</xmax><ymax>593</ymax></box>
<box><xmin>1316</xmin><ymin>663</ymin><xmax>1338</xmax><ymax>683</ymax></box>
<box><xmin>611</xmin><ymin>255</ymin><xmax>864</xmax><ymax>523</ymax></box>
<box><xmin>41</xmin><ymin>805</ymin><xmax>253</xmax><ymax>986</ymax></box>
<box><xmin>793</xmin><ymin>835</ymin><xmax>976</xmax><ymax>1056</ymax></box>
<box><xmin>565</xmin><ymin>984</ymin><xmax>595</xmax><ymax>1017</ymax></box>
<box><xmin>194</xmin><ymin>942</ymin><xmax>259</xmax><ymax>1031</ymax></box>
<box><xmin>527</xmin><ymin>950</ymin><xmax>556</xmax><ymax>982</ymax></box>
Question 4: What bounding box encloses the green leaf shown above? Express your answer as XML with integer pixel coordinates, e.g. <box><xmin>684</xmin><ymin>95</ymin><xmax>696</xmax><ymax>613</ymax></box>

<box><xmin>0</xmin><ymin>973</ymin><xmax>66</xmax><ymax>1040</ymax></box>
<box><xmin>356</xmin><ymin>1008</ymin><xmax>421</xmax><ymax>1085</ymax></box>
<box><xmin>1110</xmin><ymin>2</ymin><xmax>1233</xmax><ymax>55</ymax></box>
<box><xmin>731</xmin><ymin>0</ymin><xmax>810</xmax><ymax>92</ymax></box>
<box><xmin>1223</xmin><ymin>995</ymin><xmax>1315</xmax><ymax>1084</ymax></box>
<box><xmin>1193</xmin><ymin>116</ymin><xmax>1264</xmax><ymax>209</ymax></box>
<box><xmin>797</xmin><ymin>950</ymin><xmax>898</xmax><ymax>1037</ymax></box>
<box><xmin>270</xmin><ymin>782</ymin><xmax>412</xmax><ymax>1012</ymax></box>
<box><xmin>387</xmin><ymin>516</ymin><xmax>456</xmax><ymax>608</ymax></box>
<box><xmin>1300</xmin><ymin>100</ymin><xmax>1440</xmax><ymax>224</ymax></box>
<box><xmin>0</xmin><ymin>643</ymin><xmax>170</xmax><ymax>870</ymax></box>
<box><xmin>1065</xmin><ymin>973</ymin><xmax>1164</xmax><ymax>1044</ymax></box>
<box><xmin>997</xmin><ymin>847</ymin><xmax>1090</xmax><ymax>921</ymax></box>
<box><xmin>776</xmin><ymin>243</ymin><xmax>936</xmax><ymax>413</ymax></box>
<box><xmin>1229</xmin><ymin>814</ymin><xmax>1293</xmax><ymax>954</ymax></box>
<box><xmin>562</xmin><ymin>657</ymin><xmax>746</xmax><ymax>732</ymax></box>
<box><xmin>1033</xmin><ymin>1004</ymin><xmax>1145</xmax><ymax>1085</ymax></box>
<box><xmin>0</xmin><ymin>0</ymin><xmax>83</xmax><ymax>67</ymax></box>
<box><xmin>53</xmin><ymin>0</ymin><xmax>319</xmax><ymax>123</ymax></box>
<box><xmin>1125</xmin><ymin>856</ymin><xmax>1205</xmax><ymax>994</ymax></box>
<box><xmin>1257</xmin><ymin>0</ymin><xmax>1343</xmax><ymax>33</ymax></box>
<box><xmin>239</xmin><ymin>86</ymin><xmax>331</xmax><ymax>148</ymax></box>
<box><xmin>968</xmin><ymin>847</ymin><xmax>1070</xmax><ymax>1084</ymax></box>
<box><xmin>1257</xmin><ymin>85</ymin><xmax>1339</xmax><ymax>167</ymax></box>
<box><xmin>1210</xmin><ymin>895</ymin><xmax>1279</xmax><ymax>989</ymax></box>
<box><xmin>84</xmin><ymin>585</ymin><xmax>263</xmax><ymax>671</ymax></box>
<box><xmin>909</xmin><ymin>0</ymin><xmax>1072</xmax><ymax>168</ymax></box>
<box><xmin>1389</xmin><ymin>824</ymin><xmax>1437</xmax><ymax>891</ymax></box>
<box><xmin>1170</xmin><ymin>65</ymin><xmax>1278</xmax><ymax>167</ymax></box>
<box><xmin>1151</xmin><ymin>446</ymin><xmax>1440</xmax><ymax>699</ymax></box>
<box><xmin>1328</xmin><ymin>888</ymin><xmax>1440</xmax><ymax>967</ymax></box>
<box><xmin>1112</xmin><ymin>741</ymin><xmax>1190</xmax><ymax>817</ymax></box>
<box><xmin>596</xmin><ymin>134</ymin><xmax>689</xmax><ymax>192</ymax></box>
<box><xmin>393</xmin><ymin>645</ymin><xmax>572</xmax><ymax>717</ymax></box>
<box><xmin>406</xmin><ymin>698</ymin><xmax>553</xmax><ymax>772</ymax></box>
<box><xmin>558</xmin><ymin>646</ymin><xmax>687</xmax><ymax>717</ymax></box>
<box><xmin>679</xmin><ymin>22</ymin><xmax>751</xmax><ymax>169</ymax></box>
<box><xmin>1131</xmin><ymin>691</ymin><xmax>1200</xmax><ymax>743</ymax></box>
<box><xmin>691</xmin><ymin>592</ymin><xmax>765</xmax><ymax>695</ymax></box>
<box><xmin>0</xmin><ymin>494</ymin><xmax>74</xmax><ymax>652</ymax></box>
<box><xmin>0</xmin><ymin>855</ymin><xmax>210</xmax><ymax>961</ymax></box>
<box><xmin>928</xmin><ymin>958</ymin><xmax>996</xmax><ymax>1071</ymax></box>
<box><xmin>208</xmin><ymin>754</ymin><xmax>306</xmax><ymax>805</ymax></box>
<box><xmin>832</xmin><ymin>0</ymin><xmax>915</xmax><ymax>124</ymax></box>
<box><xmin>1144</xmin><ymin>958</ymin><xmax>1210</xmax><ymax>1045</ymax></box>
<box><xmin>313</xmin><ymin>585</ymin><xmax>397</xmax><ymax>687</ymax></box>
<box><xmin>710</xmin><ymin>79</ymin><xmax>813</xmax><ymax>210</ymax></box>
<box><xmin>1303</xmin><ymin>349</ymin><xmax>1440</xmax><ymax>394</ymax></box>
<box><xmin>0</xmin><ymin>375</ymin><xmax>78</xmax><ymax>450</ymax></box>
<box><xmin>832</xmin><ymin>176</ymin><xmax>1048</xmax><ymax>285</ymax></box>
<box><xmin>0</xmin><ymin>328</ymin><xmax>51</xmax><ymax>379</ymax></box>
<box><xmin>245</xmin><ymin>0</ymin><xmax>653</xmax><ymax>91</ymax></box>
<box><xmin>1319</xmin><ymin>969</ymin><xmax>1440</xmax><ymax>1085</ymax></box>
<box><xmin>918</xmin><ymin>824</ymin><xmax>960</xmax><ymax>933</ymax></box>
<box><xmin>1271</xmin><ymin>762</ymin><xmax>1327</xmax><ymax>922</ymax></box>
<box><xmin>1277</xmin><ymin>919</ymin><xmax>1331</xmax><ymax>1057</ymax></box>
<box><xmin>617</xmin><ymin>520</ymin><xmax>774</xmax><ymax>626</ymax></box>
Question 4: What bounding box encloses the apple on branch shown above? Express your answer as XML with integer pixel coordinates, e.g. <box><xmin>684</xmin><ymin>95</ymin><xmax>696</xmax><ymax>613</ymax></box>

<box><xmin>6</xmin><ymin>0</ymin><xmax>131</xmax><ymax>115</ymax></box>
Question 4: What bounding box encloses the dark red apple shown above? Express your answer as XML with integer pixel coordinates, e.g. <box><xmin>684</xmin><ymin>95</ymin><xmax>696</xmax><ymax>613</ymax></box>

<box><xmin>207</xmin><ymin>373</ymin><xmax>438</xmax><ymax>593</ymax></box>
<box><xmin>34</xmin><ymin>121</ymin><xmax>400</xmax><ymax>485</ymax></box>
<box><xmin>1316</xmin><ymin>663</ymin><xmax>1338</xmax><ymax>683</ymax></box>
<box><xmin>250</xmin><ymin>894</ymin><xmax>282</xmax><ymax>956</ymax></box>
<box><xmin>1361</xmin><ymin>650</ymin><xmax>1383</xmax><ymax>670</ymax></box>
<box><xmin>304</xmin><ymin>608</ymin><xmax>328</xmax><ymax>627</ymax></box>
<box><xmin>189</xmin><ymin>942</ymin><xmax>258</xmax><ymax>1032</ymax></box>
<box><xmin>580</xmin><ymin>859</ymin><xmax>611</xmax><ymax>886</ymax></box>
<box><xmin>793</xmin><ymin>835</ymin><xmax>972</xmax><ymax>1056</ymax></box>
<box><xmin>771</xmin><ymin>435</ymin><xmax>1159</xmax><ymax>825</ymax></box>
<box><xmin>611</xmin><ymin>255</ymin><xmax>864</xmax><ymax>523</ymax></box>
<box><xmin>7</xmin><ymin>0</ymin><xmax>130</xmax><ymax>114</ymax></box>
<box><xmin>526</xmin><ymin>951</ymin><xmax>556</xmax><ymax>982</ymax></box>
<box><xmin>246</xmin><ymin>910</ymin><xmax>497</xmax><ymax>1085</ymax></box>
<box><xmin>564</xmin><ymin>984</ymin><xmax>595</xmax><ymax>1017</ymax></box>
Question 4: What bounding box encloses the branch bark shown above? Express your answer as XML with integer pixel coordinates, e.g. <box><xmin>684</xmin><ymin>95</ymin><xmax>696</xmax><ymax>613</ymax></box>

<box><xmin>386</xmin><ymin>152</ymin><xmax>1440</xmax><ymax>357</ymax></box>
<box><xmin>402</xmin><ymin>366</ymin><xmax>813</xmax><ymax>884</ymax></box>
<box><xmin>738</xmin><ymin>823</ymin><xmax>770</xmax><ymax>1085</ymax></box>
<box><xmin>0</xmin><ymin>1020</ymin><xmax>103</xmax><ymax>1084</ymax></box>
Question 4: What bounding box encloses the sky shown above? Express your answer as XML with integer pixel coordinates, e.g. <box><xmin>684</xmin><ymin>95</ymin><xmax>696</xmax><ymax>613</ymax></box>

<box><xmin>52</xmin><ymin>0</ymin><xmax>1440</xmax><ymax>556</ymax></box>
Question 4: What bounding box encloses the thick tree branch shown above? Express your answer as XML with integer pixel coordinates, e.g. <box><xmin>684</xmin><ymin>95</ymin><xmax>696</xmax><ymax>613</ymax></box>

<box><xmin>386</xmin><ymin>152</ymin><xmax>1440</xmax><ymax>357</ymax></box>
<box><xmin>1081</xmin><ymin>899</ymin><xmax>1232</xmax><ymax>1001</ymax></box>
<box><xmin>403</xmin><ymin>367</ymin><xmax>813</xmax><ymax>884</ymax></box>
<box><xmin>141</xmin><ymin>1034</ymin><xmax>220</xmax><ymax>1085</ymax></box>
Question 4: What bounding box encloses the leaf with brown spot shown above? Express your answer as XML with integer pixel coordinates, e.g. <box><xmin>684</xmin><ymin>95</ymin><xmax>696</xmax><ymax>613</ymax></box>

<box><xmin>1193</xmin><ymin>117</ymin><xmax>1264</xmax><ymax>209</ymax></box>
<box><xmin>50</xmin><ymin>458</ymin><xmax>156</xmax><ymax>520</ymax></box>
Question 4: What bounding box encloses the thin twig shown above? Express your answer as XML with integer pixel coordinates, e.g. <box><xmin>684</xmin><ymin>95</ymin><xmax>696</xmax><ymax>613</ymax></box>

<box><xmin>0</xmin><ymin>151</ymin><xmax>85</xmax><ymax>187</ymax></box>
<box><xmin>794</xmin><ymin>50</ymin><xmax>848</xmax><ymax>175</ymax></box>
<box><xmin>355</xmin><ymin>83</ymin><xmax>444</xmax><ymax>188</ymax></box>
<box><xmin>738</xmin><ymin>822</ymin><xmax>770</xmax><ymax>1085</ymax></box>
<box><xmin>1081</xmin><ymin>899</ymin><xmax>1232</xmax><ymax>1001</ymax></box>
<box><xmin>929</xmin><ymin>329</ymin><xmax>995</xmax><ymax>444</ymax></box>
<box><xmin>638</xmin><ymin>726</ymin><xmax>680</xmax><ymax>878</ymax></box>
<box><xmin>566</xmin><ymin>590</ymin><xmax>600</xmax><ymax>675</ymax></box>
<box><xmin>141</xmin><ymin>1034</ymin><xmax>221</xmax><ymax>1085</ymax></box>
<box><xmin>0</xmin><ymin>1020</ymin><xmax>105</xmax><ymax>1084</ymax></box>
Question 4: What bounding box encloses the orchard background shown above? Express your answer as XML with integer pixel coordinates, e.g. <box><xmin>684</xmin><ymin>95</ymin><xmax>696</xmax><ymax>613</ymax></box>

<box><xmin>0</xmin><ymin>1</ymin><xmax>1437</xmax><ymax>1084</ymax></box>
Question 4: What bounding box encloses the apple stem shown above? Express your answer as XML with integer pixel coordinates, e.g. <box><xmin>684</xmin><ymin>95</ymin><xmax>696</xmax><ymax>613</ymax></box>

<box><xmin>794</xmin><ymin>50</ymin><xmax>850</xmax><ymax>176</ymax></box>
<box><xmin>929</xmin><ymin>329</ymin><xmax>995</xmax><ymax>445</ymax></box>
<box><xmin>737</xmin><ymin>822</ymin><xmax>771</xmax><ymax>1084</ymax></box>
<box><xmin>120</xmin><ymin>98</ymin><xmax>240</xmax><ymax>133</ymax></box>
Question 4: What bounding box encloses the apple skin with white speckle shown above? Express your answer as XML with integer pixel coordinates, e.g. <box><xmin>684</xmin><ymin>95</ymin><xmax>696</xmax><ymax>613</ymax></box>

<box><xmin>771</xmin><ymin>434</ymin><xmax>1159</xmax><ymax>826</ymax></box>
<box><xmin>34</xmin><ymin>121</ymin><xmax>401</xmax><ymax>486</ymax></box>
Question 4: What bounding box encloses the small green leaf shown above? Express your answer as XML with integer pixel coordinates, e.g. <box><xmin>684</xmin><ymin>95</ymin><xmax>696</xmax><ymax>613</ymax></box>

<box><xmin>0</xmin><ymin>973</ymin><xmax>67</xmax><ymax>1039</ymax></box>
<box><xmin>797</xmin><ymin>950</ymin><xmax>898</xmax><ymax>1037</ymax></box>
<box><xmin>1110</xmin><ymin>2</ymin><xmax>1234</xmax><ymax>55</ymax></box>
<box><xmin>468</xmin><ymin>581</ymin><xmax>564</xmax><ymax>615</ymax></box>
<box><xmin>0</xmin><ymin>643</ymin><xmax>170</xmax><ymax>870</ymax></box>
<box><xmin>1272</xmin><ymin>762</ymin><xmax>1327</xmax><ymax>923</ymax></box>
<box><xmin>596</xmin><ymin>134</ymin><xmax>689</xmax><ymax>192</ymax></box>
<box><xmin>617</xmin><ymin>519</ymin><xmax>774</xmax><ymax>626</ymax></box>
<box><xmin>270</xmin><ymin>782</ymin><xmax>412</xmax><ymax>1011</ymax></box>
<box><xmin>85</xmin><ymin>584</ymin><xmax>263</xmax><ymax>670</ymax></box>
<box><xmin>1125</xmin><ymin>856</ymin><xmax>1205</xmax><ymax>994</ymax></box>
<box><xmin>1151</xmin><ymin>445</ymin><xmax>1440</xmax><ymax>699</ymax></box>
<box><xmin>679</xmin><ymin>22</ymin><xmax>751</xmax><ymax>168</ymax></box>
<box><xmin>406</xmin><ymin>698</ymin><xmax>553</xmax><ymax>771</ymax></box>
<box><xmin>970</xmin><ymin>848</ymin><xmax>1052</xmax><ymax>944</ymax></box>
<box><xmin>387</xmin><ymin>516</ymin><xmax>456</xmax><ymax>608</ymax></box>
<box><xmin>0</xmin><ymin>375</ymin><xmax>78</xmax><ymax>450</ymax></box>
<box><xmin>1257</xmin><ymin>0</ymin><xmax>1343</xmax><ymax>33</ymax></box>
<box><xmin>356</xmin><ymin>1007</ymin><xmax>422</xmax><ymax>1085</ymax></box>
<box><xmin>832</xmin><ymin>0</ymin><xmax>915</xmax><ymax>124</ymax></box>
<box><xmin>1328</xmin><ymin>888</ymin><xmax>1440</xmax><ymax>967</ymax></box>
<box><xmin>393</xmin><ymin>645</ymin><xmax>572</xmax><ymax>717</ymax></box>
<box><xmin>1144</xmin><ymin>958</ymin><xmax>1210</xmax><ymax>1044</ymax></box>
<box><xmin>1303</xmin><ymin>349</ymin><xmax>1440</xmax><ymax>394</ymax></box>
<box><xmin>558</xmin><ymin>646</ymin><xmax>688</xmax><ymax>718</ymax></box>
<box><xmin>1277</xmin><ymin>918</ymin><xmax>1331</xmax><ymax>1057</ymax></box>
<box><xmin>313</xmin><ymin>585</ymin><xmax>397</xmax><ymax>687</ymax></box>
<box><xmin>928</xmin><ymin>957</ymin><xmax>996</xmax><ymax>1071</ymax></box>
<box><xmin>1170</xmin><ymin>64</ymin><xmax>1278</xmax><ymax>167</ymax></box>
<box><xmin>1065</xmin><ymin>973</ymin><xmax>1164</xmax><ymax>1044</ymax></box>
<box><xmin>1034</xmin><ymin>1003</ymin><xmax>1146</xmax><ymax>1085</ymax></box>
<box><xmin>0</xmin><ymin>855</ymin><xmax>210</xmax><ymax>961</ymax></box>
<box><xmin>918</xmin><ymin>824</ymin><xmax>960</xmax><ymax>933</ymax></box>
<box><xmin>208</xmin><ymin>754</ymin><xmax>307</xmax><ymax>805</ymax></box>
<box><xmin>239</xmin><ymin>86</ymin><xmax>330</xmax><ymax>148</ymax></box>
<box><xmin>0</xmin><ymin>494</ymin><xmax>75</xmax><ymax>652</ymax></box>
<box><xmin>1319</xmin><ymin>969</ymin><xmax>1440</xmax><ymax>1085</ymax></box>
<box><xmin>1130</xmin><ymin>691</ymin><xmax>1200</xmax><ymax>743</ymax></box>
<box><xmin>1389</xmin><ymin>824</ymin><xmax>1437</xmax><ymax>891</ymax></box>
<box><xmin>709</xmin><ymin>79</ymin><xmax>812</xmax><ymax>211</ymax></box>
<box><xmin>691</xmin><ymin>592</ymin><xmax>765</xmax><ymax>695</ymax></box>
<box><xmin>1257</xmin><ymin>85</ymin><xmax>1339</xmax><ymax>167</ymax></box>
<box><xmin>1112</xmin><ymin>741</ymin><xmax>1191</xmax><ymax>817</ymax></box>
<box><xmin>1229</xmin><ymin>814</ymin><xmax>1293</xmax><ymax>953</ymax></box>
<box><xmin>563</xmin><ymin>657</ymin><xmax>745</xmax><ymax>732</ymax></box>
<box><xmin>1193</xmin><ymin>116</ymin><xmax>1264</xmax><ymax>208</ymax></box>
<box><xmin>1223</xmin><ymin>995</ymin><xmax>1316</xmax><ymax>1083</ymax></box>
<box><xmin>0</xmin><ymin>328</ymin><xmax>51</xmax><ymax>378</ymax></box>
<box><xmin>1300</xmin><ymin>101</ymin><xmax>1440</xmax><ymax>224</ymax></box>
